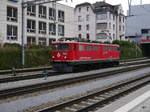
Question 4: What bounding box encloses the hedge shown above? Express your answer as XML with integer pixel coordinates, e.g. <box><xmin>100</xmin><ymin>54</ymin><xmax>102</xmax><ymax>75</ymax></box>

<box><xmin>0</xmin><ymin>46</ymin><xmax>50</xmax><ymax>70</ymax></box>
<box><xmin>113</xmin><ymin>40</ymin><xmax>143</xmax><ymax>60</ymax></box>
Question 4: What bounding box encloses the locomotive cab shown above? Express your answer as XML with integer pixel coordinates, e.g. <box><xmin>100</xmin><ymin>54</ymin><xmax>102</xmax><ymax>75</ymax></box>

<box><xmin>51</xmin><ymin>42</ymin><xmax>76</xmax><ymax>72</ymax></box>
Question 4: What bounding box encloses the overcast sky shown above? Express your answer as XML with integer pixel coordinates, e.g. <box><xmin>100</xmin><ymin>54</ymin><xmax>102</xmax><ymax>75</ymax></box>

<box><xmin>59</xmin><ymin>0</ymin><xmax>150</xmax><ymax>15</ymax></box>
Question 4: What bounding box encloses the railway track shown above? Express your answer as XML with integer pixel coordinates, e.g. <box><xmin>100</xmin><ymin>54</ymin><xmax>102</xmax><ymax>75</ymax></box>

<box><xmin>0</xmin><ymin>63</ymin><xmax>150</xmax><ymax>100</ymax></box>
<box><xmin>38</xmin><ymin>72</ymin><xmax>150</xmax><ymax>112</ymax></box>
<box><xmin>0</xmin><ymin>66</ymin><xmax>52</xmax><ymax>75</ymax></box>
<box><xmin>0</xmin><ymin>71</ymin><xmax>61</xmax><ymax>84</ymax></box>
<box><xmin>0</xmin><ymin>58</ymin><xmax>150</xmax><ymax>83</ymax></box>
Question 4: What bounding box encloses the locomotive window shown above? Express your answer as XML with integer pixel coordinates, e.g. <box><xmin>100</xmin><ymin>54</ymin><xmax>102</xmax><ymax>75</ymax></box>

<box><xmin>114</xmin><ymin>47</ymin><xmax>119</xmax><ymax>51</ymax></box>
<box><xmin>114</xmin><ymin>47</ymin><xmax>117</xmax><ymax>51</ymax></box>
<box><xmin>86</xmin><ymin>45</ymin><xmax>92</xmax><ymax>51</ymax></box>
<box><xmin>52</xmin><ymin>44</ymin><xmax>70</xmax><ymax>51</ymax></box>
<box><xmin>103</xmin><ymin>46</ymin><xmax>107</xmax><ymax>52</ymax></box>
<box><xmin>79</xmin><ymin>45</ymin><xmax>84</xmax><ymax>51</ymax></box>
<box><xmin>93</xmin><ymin>46</ymin><xmax>98</xmax><ymax>51</ymax></box>
<box><xmin>109</xmin><ymin>47</ymin><xmax>113</xmax><ymax>51</ymax></box>
<box><xmin>117</xmin><ymin>47</ymin><xmax>120</xmax><ymax>51</ymax></box>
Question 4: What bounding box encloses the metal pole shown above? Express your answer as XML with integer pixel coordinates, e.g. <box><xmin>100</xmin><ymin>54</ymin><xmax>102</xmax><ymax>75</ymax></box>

<box><xmin>140</xmin><ymin>0</ymin><xmax>142</xmax><ymax>5</ymax></box>
<box><xmin>128</xmin><ymin>0</ymin><xmax>132</xmax><ymax>16</ymax></box>
<box><xmin>21</xmin><ymin>3</ymin><xmax>25</xmax><ymax>67</ymax></box>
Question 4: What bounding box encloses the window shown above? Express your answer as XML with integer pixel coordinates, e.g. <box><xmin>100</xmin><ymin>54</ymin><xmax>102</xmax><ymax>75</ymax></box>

<box><xmin>142</xmin><ymin>29</ymin><xmax>149</xmax><ymax>34</ymax></box>
<box><xmin>49</xmin><ymin>38</ymin><xmax>56</xmax><ymax>44</ymax></box>
<box><xmin>93</xmin><ymin>46</ymin><xmax>98</xmax><ymax>51</ymax></box>
<box><xmin>79</xmin><ymin>8</ymin><xmax>81</xmax><ymax>12</ymax></box>
<box><xmin>39</xmin><ymin>21</ymin><xmax>46</xmax><ymax>34</ymax></box>
<box><xmin>147</xmin><ymin>36</ymin><xmax>150</xmax><ymax>39</ymax></box>
<box><xmin>78</xmin><ymin>16</ymin><xmax>82</xmax><ymax>22</ymax></box>
<box><xmin>27</xmin><ymin>6</ymin><xmax>36</xmax><ymax>16</ymax></box>
<box><xmin>109</xmin><ymin>13</ymin><xmax>111</xmax><ymax>19</ymax></box>
<box><xmin>86</xmin><ymin>33</ymin><xmax>89</xmax><ymax>40</ymax></box>
<box><xmin>109</xmin><ymin>23</ymin><xmax>111</xmax><ymax>29</ymax></box>
<box><xmin>119</xmin><ymin>25</ymin><xmax>121</xmax><ymax>31</ymax></box>
<box><xmin>97</xmin><ymin>23</ymin><xmax>107</xmax><ymax>29</ymax></box>
<box><xmin>7</xmin><ymin>25</ymin><xmax>17</xmax><ymax>40</ymax></box>
<box><xmin>58</xmin><ymin>25</ymin><xmax>64</xmax><ymax>36</ymax></box>
<box><xmin>113</xmin><ymin>24</ymin><xmax>115</xmax><ymax>30</ymax></box>
<box><xmin>96</xmin><ymin>33</ymin><xmax>107</xmax><ymax>39</ymax></box>
<box><xmin>78</xmin><ymin>25</ymin><xmax>81</xmax><ymax>31</ymax></box>
<box><xmin>87</xmin><ymin>7</ymin><xmax>89</xmax><ymax>11</ymax></box>
<box><xmin>27</xmin><ymin>19</ymin><xmax>36</xmax><ymax>33</ymax></box>
<box><xmin>96</xmin><ymin>14</ymin><xmax>107</xmax><ymax>20</ymax></box>
<box><xmin>7</xmin><ymin>6</ymin><xmax>18</xmax><ymax>22</ymax></box>
<box><xmin>38</xmin><ymin>37</ymin><xmax>46</xmax><ymax>46</ymax></box>
<box><xmin>39</xmin><ymin>5</ymin><xmax>46</xmax><ymax>19</ymax></box>
<box><xmin>113</xmin><ymin>15</ymin><xmax>115</xmax><ymax>20</ymax></box>
<box><xmin>49</xmin><ymin>23</ymin><xmax>56</xmax><ymax>35</ymax></box>
<box><xmin>114</xmin><ymin>47</ymin><xmax>118</xmax><ymax>51</ymax></box>
<box><xmin>119</xmin><ymin>16</ymin><xmax>121</xmax><ymax>22</ymax></box>
<box><xmin>123</xmin><ymin>17</ymin><xmax>125</xmax><ymax>23</ymax></box>
<box><xmin>78</xmin><ymin>34</ymin><xmax>81</xmax><ymax>39</ymax></box>
<box><xmin>58</xmin><ymin>10</ymin><xmax>64</xmax><ymax>22</ymax></box>
<box><xmin>86</xmin><ymin>45</ymin><xmax>92</xmax><ymax>51</ymax></box>
<box><xmin>109</xmin><ymin>33</ymin><xmax>112</xmax><ymax>40</ymax></box>
<box><xmin>79</xmin><ymin>45</ymin><xmax>84</xmax><ymax>51</ymax></box>
<box><xmin>86</xmin><ymin>15</ymin><xmax>89</xmax><ymax>21</ymax></box>
<box><xmin>123</xmin><ymin>26</ymin><xmax>124</xmax><ymax>31</ymax></box>
<box><xmin>86</xmin><ymin>24</ymin><xmax>89</xmax><ymax>30</ymax></box>
<box><xmin>117</xmin><ymin>47</ymin><xmax>120</xmax><ymax>51</ymax></box>
<box><xmin>103</xmin><ymin>46</ymin><xmax>107</xmax><ymax>52</ymax></box>
<box><xmin>49</xmin><ymin>8</ymin><xmax>56</xmax><ymax>20</ymax></box>
<box><xmin>109</xmin><ymin>47</ymin><xmax>113</xmax><ymax>51</ymax></box>
<box><xmin>113</xmin><ymin>34</ymin><xmax>115</xmax><ymax>39</ymax></box>
<box><xmin>53</xmin><ymin>44</ymin><xmax>70</xmax><ymax>51</ymax></box>
<box><xmin>27</xmin><ymin>36</ymin><xmax>36</xmax><ymax>45</ymax></box>
<box><xmin>8</xmin><ymin>0</ymin><xmax>19</xmax><ymax>2</ymax></box>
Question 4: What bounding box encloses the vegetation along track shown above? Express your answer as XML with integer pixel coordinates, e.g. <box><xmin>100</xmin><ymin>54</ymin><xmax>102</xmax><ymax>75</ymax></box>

<box><xmin>0</xmin><ymin>58</ymin><xmax>150</xmax><ymax>83</ymax></box>
<box><xmin>0</xmin><ymin>63</ymin><xmax>150</xmax><ymax>100</ymax></box>
<box><xmin>38</xmin><ymin>72</ymin><xmax>150</xmax><ymax>112</ymax></box>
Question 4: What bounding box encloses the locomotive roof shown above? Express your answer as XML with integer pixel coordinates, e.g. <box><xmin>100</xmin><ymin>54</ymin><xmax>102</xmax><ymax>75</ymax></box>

<box><xmin>52</xmin><ymin>41</ymin><xmax>119</xmax><ymax>47</ymax></box>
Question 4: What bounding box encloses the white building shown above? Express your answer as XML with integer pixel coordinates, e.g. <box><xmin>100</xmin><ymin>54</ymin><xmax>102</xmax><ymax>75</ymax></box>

<box><xmin>75</xmin><ymin>2</ymin><xmax>125</xmax><ymax>43</ymax></box>
<box><xmin>125</xmin><ymin>4</ymin><xmax>150</xmax><ymax>43</ymax></box>
<box><xmin>0</xmin><ymin>0</ymin><xmax>75</xmax><ymax>46</ymax></box>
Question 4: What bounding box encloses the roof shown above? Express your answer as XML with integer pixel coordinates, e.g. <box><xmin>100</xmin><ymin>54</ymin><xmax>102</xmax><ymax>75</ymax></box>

<box><xmin>75</xmin><ymin>2</ymin><xmax>92</xmax><ymax>8</ymax></box>
<box><xmin>75</xmin><ymin>2</ymin><xmax>94</xmax><ymax>12</ymax></box>
<box><xmin>92</xmin><ymin>2</ymin><xmax>118</xmax><ymax>14</ymax></box>
<box><xmin>75</xmin><ymin>1</ymin><xmax>120</xmax><ymax>15</ymax></box>
<box><xmin>52</xmin><ymin>41</ymin><xmax>119</xmax><ymax>47</ymax></box>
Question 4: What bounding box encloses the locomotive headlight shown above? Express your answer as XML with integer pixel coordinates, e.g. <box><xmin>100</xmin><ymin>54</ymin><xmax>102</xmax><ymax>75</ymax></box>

<box><xmin>64</xmin><ymin>56</ymin><xmax>67</xmax><ymax>59</ymax></box>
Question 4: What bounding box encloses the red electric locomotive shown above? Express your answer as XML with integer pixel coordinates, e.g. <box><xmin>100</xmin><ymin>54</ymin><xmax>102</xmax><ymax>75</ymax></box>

<box><xmin>51</xmin><ymin>39</ymin><xmax>120</xmax><ymax>72</ymax></box>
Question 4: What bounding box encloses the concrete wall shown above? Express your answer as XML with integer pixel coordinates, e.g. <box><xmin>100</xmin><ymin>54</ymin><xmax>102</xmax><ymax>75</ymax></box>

<box><xmin>126</xmin><ymin>4</ymin><xmax>150</xmax><ymax>37</ymax></box>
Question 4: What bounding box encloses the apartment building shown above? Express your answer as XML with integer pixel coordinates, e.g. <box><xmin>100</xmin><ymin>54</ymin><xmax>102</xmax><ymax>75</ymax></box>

<box><xmin>0</xmin><ymin>0</ymin><xmax>75</xmax><ymax>46</ymax></box>
<box><xmin>75</xmin><ymin>2</ymin><xmax>125</xmax><ymax>42</ymax></box>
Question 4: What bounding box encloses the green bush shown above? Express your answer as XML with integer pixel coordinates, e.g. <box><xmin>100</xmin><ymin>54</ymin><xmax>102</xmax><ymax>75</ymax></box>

<box><xmin>25</xmin><ymin>48</ymin><xmax>50</xmax><ymax>68</ymax></box>
<box><xmin>3</xmin><ymin>43</ymin><xmax>21</xmax><ymax>48</ymax></box>
<box><xmin>0</xmin><ymin>48</ymin><xmax>21</xmax><ymax>69</ymax></box>
<box><xmin>0</xmin><ymin>45</ymin><xmax>50</xmax><ymax>70</ymax></box>
<box><xmin>113</xmin><ymin>40</ymin><xmax>143</xmax><ymax>60</ymax></box>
